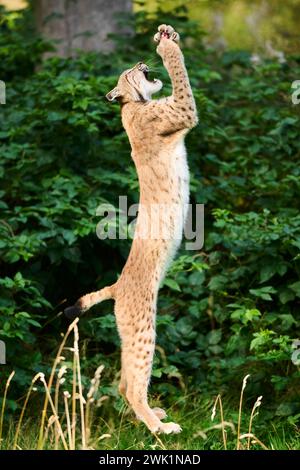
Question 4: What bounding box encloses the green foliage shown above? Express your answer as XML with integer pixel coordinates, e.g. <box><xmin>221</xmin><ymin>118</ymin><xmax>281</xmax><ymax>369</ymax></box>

<box><xmin>0</xmin><ymin>2</ymin><xmax>300</xmax><ymax>429</ymax></box>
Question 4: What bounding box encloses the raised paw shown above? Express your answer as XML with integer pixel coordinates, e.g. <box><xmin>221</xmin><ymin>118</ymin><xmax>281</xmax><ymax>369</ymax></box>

<box><xmin>157</xmin><ymin>422</ymin><xmax>182</xmax><ymax>435</ymax></box>
<box><xmin>154</xmin><ymin>24</ymin><xmax>180</xmax><ymax>44</ymax></box>
<box><xmin>170</xmin><ymin>31</ymin><xmax>180</xmax><ymax>43</ymax></box>
<box><xmin>152</xmin><ymin>407</ymin><xmax>167</xmax><ymax>420</ymax></box>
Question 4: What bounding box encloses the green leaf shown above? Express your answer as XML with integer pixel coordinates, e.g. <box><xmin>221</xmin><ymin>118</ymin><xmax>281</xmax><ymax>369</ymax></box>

<box><xmin>250</xmin><ymin>330</ymin><xmax>276</xmax><ymax>350</ymax></box>
<box><xmin>207</xmin><ymin>329</ymin><xmax>222</xmax><ymax>345</ymax></box>
<box><xmin>244</xmin><ymin>309</ymin><xmax>261</xmax><ymax>323</ymax></box>
<box><xmin>249</xmin><ymin>286</ymin><xmax>276</xmax><ymax>301</ymax></box>
<box><xmin>152</xmin><ymin>368</ymin><xmax>163</xmax><ymax>378</ymax></box>
<box><xmin>279</xmin><ymin>288</ymin><xmax>295</xmax><ymax>304</ymax></box>
<box><xmin>208</xmin><ymin>275</ymin><xmax>227</xmax><ymax>291</ymax></box>
<box><xmin>259</xmin><ymin>263</ymin><xmax>277</xmax><ymax>283</ymax></box>
<box><xmin>289</xmin><ymin>281</ymin><xmax>300</xmax><ymax>297</ymax></box>
<box><xmin>163</xmin><ymin>278</ymin><xmax>181</xmax><ymax>292</ymax></box>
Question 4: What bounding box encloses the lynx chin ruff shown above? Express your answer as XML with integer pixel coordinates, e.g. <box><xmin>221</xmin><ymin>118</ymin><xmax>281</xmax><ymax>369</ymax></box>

<box><xmin>65</xmin><ymin>24</ymin><xmax>198</xmax><ymax>434</ymax></box>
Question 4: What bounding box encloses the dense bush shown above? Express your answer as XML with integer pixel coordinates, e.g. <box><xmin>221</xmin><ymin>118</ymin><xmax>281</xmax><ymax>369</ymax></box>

<box><xmin>0</xmin><ymin>3</ymin><xmax>300</xmax><ymax>424</ymax></box>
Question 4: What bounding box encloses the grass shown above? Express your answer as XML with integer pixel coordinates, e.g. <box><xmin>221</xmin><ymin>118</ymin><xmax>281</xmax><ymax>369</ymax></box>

<box><xmin>2</xmin><ymin>396</ymin><xmax>300</xmax><ymax>450</ymax></box>
<box><xmin>0</xmin><ymin>320</ymin><xmax>300</xmax><ymax>450</ymax></box>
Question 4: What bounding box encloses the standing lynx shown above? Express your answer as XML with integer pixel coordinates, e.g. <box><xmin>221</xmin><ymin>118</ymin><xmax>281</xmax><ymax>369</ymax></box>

<box><xmin>65</xmin><ymin>25</ymin><xmax>198</xmax><ymax>434</ymax></box>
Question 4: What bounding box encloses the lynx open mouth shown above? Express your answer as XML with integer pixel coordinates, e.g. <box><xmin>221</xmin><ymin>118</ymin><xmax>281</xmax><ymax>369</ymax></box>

<box><xmin>143</xmin><ymin>69</ymin><xmax>158</xmax><ymax>83</ymax></box>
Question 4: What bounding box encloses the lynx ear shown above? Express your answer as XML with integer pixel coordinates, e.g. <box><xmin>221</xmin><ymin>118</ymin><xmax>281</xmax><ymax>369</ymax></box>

<box><xmin>106</xmin><ymin>87</ymin><xmax>121</xmax><ymax>102</ymax></box>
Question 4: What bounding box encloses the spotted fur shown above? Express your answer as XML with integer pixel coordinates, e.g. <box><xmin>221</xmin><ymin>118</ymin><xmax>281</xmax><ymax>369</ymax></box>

<box><xmin>65</xmin><ymin>24</ymin><xmax>198</xmax><ymax>434</ymax></box>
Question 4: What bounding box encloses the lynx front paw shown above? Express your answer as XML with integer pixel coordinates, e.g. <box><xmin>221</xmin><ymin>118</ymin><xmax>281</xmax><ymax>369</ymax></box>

<box><xmin>154</xmin><ymin>24</ymin><xmax>180</xmax><ymax>44</ymax></box>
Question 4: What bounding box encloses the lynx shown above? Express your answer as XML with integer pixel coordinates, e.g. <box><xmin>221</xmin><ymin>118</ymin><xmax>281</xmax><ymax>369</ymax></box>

<box><xmin>65</xmin><ymin>24</ymin><xmax>198</xmax><ymax>434</ymax></box>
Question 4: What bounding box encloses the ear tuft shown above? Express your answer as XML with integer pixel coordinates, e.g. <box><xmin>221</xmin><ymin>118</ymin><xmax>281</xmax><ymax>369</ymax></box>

<box><xmin>106</xmin><ymin>87</ymin><xmax>121</xmax><ymax>102</ymax></box>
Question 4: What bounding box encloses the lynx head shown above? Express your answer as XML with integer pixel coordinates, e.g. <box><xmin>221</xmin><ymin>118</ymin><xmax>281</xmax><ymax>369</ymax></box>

<box><xmin>106</xmin><ymin>62</ymin><xmax>162</xmax><ymax>103</ymax></box>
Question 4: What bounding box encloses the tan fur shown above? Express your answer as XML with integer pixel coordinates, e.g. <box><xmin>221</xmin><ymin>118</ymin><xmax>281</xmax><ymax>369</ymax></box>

<box><xmin>65</xmin><ymin>25</ymin><xmax>198</xmax><ymax>434</ymax></box>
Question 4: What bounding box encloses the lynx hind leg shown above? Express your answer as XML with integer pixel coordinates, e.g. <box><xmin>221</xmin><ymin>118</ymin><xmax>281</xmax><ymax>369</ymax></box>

<box><xmin>154</xmin><ymin>24</ymin><xmax>180</xmax><ymax>43</ymax></box>
<box><xmin>115</xmin><ymin>296</ymin><xmax>181</xmax><ymax>434</ymax></box>
<box><xmin>121</xmin><ymin>337</ymin><xmax>180</xmax><ymax>432</ymax></box>
<box><xmin>118</xmin><ymin>350</ymin><xmax>127</xmax><ymax>398</ymax></box>
<box><xmin>119</xmin><ymin>367</ymin><xmax>167</xmax><ymax>420</ymax></box>
<box><xmin>125</xmin><ymin>358</ymin><xmax>181</xmax><ymax>434</ymax></box>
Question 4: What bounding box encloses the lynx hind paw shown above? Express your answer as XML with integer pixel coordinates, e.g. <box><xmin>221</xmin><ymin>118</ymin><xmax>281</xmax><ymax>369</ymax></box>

<box><xmin>157</xmin><ymin>422</ymin><xmax>182</xmax><ymax>435</ymax></box>
<box><xmin>152</xmin><ymin>407</ymin><xmax>167</xmax><ymax>420</ymax></box>
<box><xmin>154</xmin><ymin>24</ymin><xmax>179</xmax><ymax>43</ymax></box>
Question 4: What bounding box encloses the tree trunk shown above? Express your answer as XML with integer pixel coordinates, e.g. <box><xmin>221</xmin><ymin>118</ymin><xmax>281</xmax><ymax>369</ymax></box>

<box><xmin>34</xmin><ymin>0</ymin><xmax>132</xmax><ymax>57</ymax></box>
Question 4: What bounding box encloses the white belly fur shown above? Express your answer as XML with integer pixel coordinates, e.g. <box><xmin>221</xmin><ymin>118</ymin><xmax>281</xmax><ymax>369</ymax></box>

<box><xmin>160</xmin><ymin>137</ymin><xmax>190</xmax><ymax>277</ymax></box>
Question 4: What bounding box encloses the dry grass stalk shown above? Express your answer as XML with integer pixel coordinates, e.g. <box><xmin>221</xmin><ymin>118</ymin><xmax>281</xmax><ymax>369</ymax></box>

<box><xmin>247</xmin><ymin>395</ymin><xmax>263</xmax><ymax>450</ymax></box>
<box><xmin>194</xmin><ymin>374</ymin><xmax>267</xmax><ymax>451</ymax></box>
<box><xmin>0</xmin><ymin>370</ymin><xmax>15</xmax><ymax>447</ymax></box>
<box><xmin>54</xmin><ymin>365</ymin><xmax>67</xmax><ymax>449</ymax></box>
<box><xmin>194</xmin><ymin>421</ymin><xmax>235</xmax><ymax>441</ymax></box>
<box><xmin>240</xmin><ymin>432</ymin><xmax>269</xmax><ymax>450</ymax></box>
<box><xmin>73</xmin><ymin>323</ymin><xmax>86</xmax><ymax>449</ymax></box>
<box><xmin>3</xmin><ymin>320</ymin><xmax>107</xmax><ymax>451</ymax></box>
<box><xmin>85</xmin><ymin>365</ymin><xmax>104</xmax><ymax>443</ymax></box>
<box><xmin>43</xmin><ymin>415</ymin><xmax>57</xmax><ymax>446</ymax></box>
<box><xmin>211</xmin><ymin>394</ymin><xmax>227</xmax><ymax>449</ymax></box>
<box><xmin>13</xmin><ymin>372</ymin><xmax>41</xmax><ymax>449</ymax></box>
<box><xmin>236</xmin><ymin>374</ymin><xmax>250</xmax><ymax>450</ymax></box>
<box><xmin>38</xmin><ymin>318</ymin><xmax>79</xmax><ymax>449</ymax></box>
<box><xmin>71</xmin><ymin>345</ymin><xmax>77</xmax><ymax>450</ymax></box>
<box><xmin>63</xmin><ymin>391</ymin><xmax>72</xmax><ymax>449</ymax></box>
<box><xmin>39</xmin><ymin>373</ymin><xmax>68</xmax><ymax>450</ymax></box>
